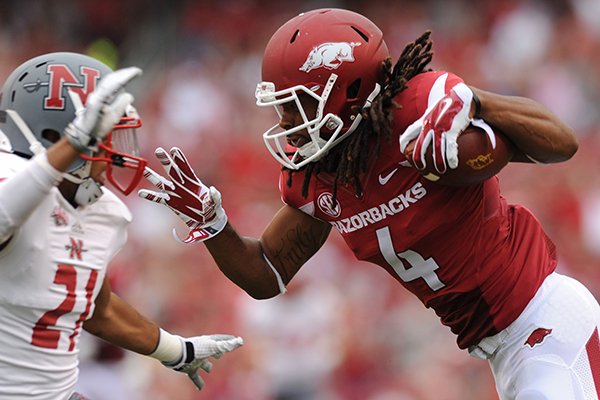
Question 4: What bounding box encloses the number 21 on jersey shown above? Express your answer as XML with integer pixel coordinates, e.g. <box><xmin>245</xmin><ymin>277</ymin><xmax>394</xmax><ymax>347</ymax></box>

<box><xmin>31</xmin><ymin>263</ymin><xmax>98</xmax><ymax>351</ymax></box>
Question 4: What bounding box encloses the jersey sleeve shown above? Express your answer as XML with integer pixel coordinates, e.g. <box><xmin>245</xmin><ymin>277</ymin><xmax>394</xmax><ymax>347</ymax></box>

<box><xmin>0</xmin><ymin>152</ymin><xmax>21</xmax><ymax>181</ymax></box>
<box><xmin>0</xmin><ymin>152</ymin><xmax>62</xmax><ymax>243</ymax></box>
<box><xmin>279</xmin><ymin>169</ymin><xmax>317</xmax><ymax>216</ymax></box>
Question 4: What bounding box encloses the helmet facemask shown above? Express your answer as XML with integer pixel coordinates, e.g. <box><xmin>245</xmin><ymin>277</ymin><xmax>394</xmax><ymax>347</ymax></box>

<box><xmin>79</xmin><ymin>115</ymin><xmax>147</xmax><ymax>196</ymax></box>
<box><xmin>256</xmin><ymin>73</ymin><xmax>342</xmax><ymax>169</ymax></box>
<box><xmin>65</xmin><ymin>87</ymin><xmax>146</xmax><ymax>197</ymax></box>
<box><xmin>256</xmin><ymin>73</ymin><xmax>380</xmax><ymax>170</ymax></box>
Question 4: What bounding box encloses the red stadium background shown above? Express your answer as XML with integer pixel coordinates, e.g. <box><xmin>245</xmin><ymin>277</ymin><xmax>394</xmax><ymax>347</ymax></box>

<box><xmin>1</xmin><ymin>1</ymin><xmax>599</xmax><ymax>399</ymax></box>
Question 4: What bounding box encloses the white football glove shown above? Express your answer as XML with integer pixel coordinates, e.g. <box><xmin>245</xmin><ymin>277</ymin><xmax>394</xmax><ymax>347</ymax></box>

<box><xmin>65</xmin><ymin>67</ymin><xmax>142</xmax><ymax>152</ymax></box>
<box><xmin>164</xmin><ymin>334</ymin><xmax>244</xmax><ymax>390</ymax></box>
<box><xmin>400</xmin><ymin>81</ymin><xmax>473</xmax><ymax>174</ymax></box>
<box><xmin>138</xmin><ymin>147</ymin><xmax>228</xmax><ymax>243</ymax></box>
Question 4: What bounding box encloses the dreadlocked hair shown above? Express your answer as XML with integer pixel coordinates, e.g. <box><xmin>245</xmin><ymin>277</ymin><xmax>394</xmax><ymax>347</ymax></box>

<box><xmin>286</xmin><ymin>30</ymin><xmax>434</xmax><ymax>200</ymax></box>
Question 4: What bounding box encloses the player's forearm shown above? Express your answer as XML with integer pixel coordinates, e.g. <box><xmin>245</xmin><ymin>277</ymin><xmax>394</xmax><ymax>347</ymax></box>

<box><xmin>83</xmin><ymin>292</ymin><xmax>160</xmax><ymax>355</ymax></box>
<box><xmin>204</xmin><ymin>223</ymin><xmax>283</xmax><ymax>300</ymax></box>
<box><xmin>0</xmin><ymin>138</ymin><xmax>83</xmax><ymax>243</ymax></box>
<box><xmin>0</xmin><ymin>153</ymin><xmax>63</xmax><ymax>243</ymax></box>
<box><xmin>45</xmin><ymin>137</ymin><xmax>82</xmax><ymax>171</ymax></box>
<box><xmin>472</xmin><ymin>87</ymin><xmax>578</xmax><ymax>163</ymax></box>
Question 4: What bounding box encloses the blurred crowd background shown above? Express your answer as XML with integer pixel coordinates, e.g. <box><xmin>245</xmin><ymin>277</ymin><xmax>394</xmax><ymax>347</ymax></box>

<box><xmin>2</xmin><ymin>0</ymin><xmax>600</xmax><ymax>399</ymax></box>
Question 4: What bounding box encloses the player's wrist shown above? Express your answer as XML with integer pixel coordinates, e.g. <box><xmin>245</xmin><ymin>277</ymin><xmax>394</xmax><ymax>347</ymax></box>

<box><xmin>183</xmin><ymin>213</ymin><xmax>228</xmax><ymax>244</ymax></box>
<box><xmin>149</xmin><ymin>328</ymin><xmax>183</xmax><ymax>364</ymax></box>
<box><xmin>32</xmin><ymin>153</ymin><xmax>64</xmax><ymax>187</ymax></box>
<box><xmin>470</xmin><ymin>89</ymin><xmax>481</xmax><ymax>119</ymax></box>
<box><xmin>207</xmin><ymin>208</ymin><xmax>228</xmax><ymax>234</ymax></box>
<box><xmin>179</xmin><ymin>186</ymin><xmax>228</xmax><ymax>244</ymax></box>
<box><xmin>64</xmin><ymin>122</ymin><xmax>97</xmax><ymax>153</ymax></box>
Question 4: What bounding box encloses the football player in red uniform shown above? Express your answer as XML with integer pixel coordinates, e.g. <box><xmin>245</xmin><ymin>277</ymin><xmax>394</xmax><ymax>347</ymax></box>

<box><xmin>0</xmin><ymin>52</ymin><xmax>242</xmax><ymax>400</ymax></box>
<box><xmin>140</xmin><ymin>8</ymin><xmax>598</xmax><ymax>400</ymax></box>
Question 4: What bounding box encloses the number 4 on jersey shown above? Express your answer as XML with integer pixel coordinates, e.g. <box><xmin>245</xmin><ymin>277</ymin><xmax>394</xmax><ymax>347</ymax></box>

<box><xmin>376</xmin><ymin>226</ymin><xmax>445</xmax><ymax>291</ymax></box>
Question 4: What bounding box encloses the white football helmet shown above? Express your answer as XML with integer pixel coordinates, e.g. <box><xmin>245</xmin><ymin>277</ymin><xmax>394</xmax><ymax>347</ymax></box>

<box><xmin>0</xmin><ymin>52</ymin><xmax>146</xmax><ymax>204</ymax></box>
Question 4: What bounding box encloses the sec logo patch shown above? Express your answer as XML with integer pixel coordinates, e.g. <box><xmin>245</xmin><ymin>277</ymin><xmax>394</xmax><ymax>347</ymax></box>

<box><xmin>317</xmin><ymin>192</ymin><xmax>341</xmax><ymax>218</ymax></box>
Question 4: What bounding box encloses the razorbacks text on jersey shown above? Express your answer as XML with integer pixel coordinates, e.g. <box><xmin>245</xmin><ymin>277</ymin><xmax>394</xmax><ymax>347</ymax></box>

<box><xmin>0</xmin><ymin>152</ymin><xmax>131</xmax><ymax>400</ymax></box>
<box><xmin>280</xmin><ymin>71</ymin><xmax>557</xmax><ymax>349</ymax></box>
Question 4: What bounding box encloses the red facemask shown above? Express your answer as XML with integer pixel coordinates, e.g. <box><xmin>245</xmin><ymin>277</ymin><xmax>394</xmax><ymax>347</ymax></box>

<box><xmin>80</xmin><ymin>116</ymin><xmax>147</xmax><ymax>195</ymax></box>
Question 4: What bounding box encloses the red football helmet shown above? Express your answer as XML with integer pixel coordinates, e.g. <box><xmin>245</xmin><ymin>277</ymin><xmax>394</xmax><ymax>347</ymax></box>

<box><xmin>255</xmin><ymin>8</ymin><xmax>390</xmax><ymax>169</ymax></box>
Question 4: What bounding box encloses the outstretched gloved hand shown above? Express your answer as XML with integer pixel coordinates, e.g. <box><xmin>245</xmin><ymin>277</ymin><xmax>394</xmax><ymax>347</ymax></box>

<box><xmin>138</xmin><ymin>147</ymin><xmax>228</xmax><ymax>243</ymax></box>
<box><xmin>163</xmin><ymin>334</ymin><xmax>244</xmax><ymax>390</ymax></box>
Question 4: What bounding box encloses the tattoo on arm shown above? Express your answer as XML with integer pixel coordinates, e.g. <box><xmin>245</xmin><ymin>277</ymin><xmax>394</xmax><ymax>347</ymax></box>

<box><xmin>271</xmin><ymin>223</ymin><xmax>328</xmax><ymax>282</ymax></box>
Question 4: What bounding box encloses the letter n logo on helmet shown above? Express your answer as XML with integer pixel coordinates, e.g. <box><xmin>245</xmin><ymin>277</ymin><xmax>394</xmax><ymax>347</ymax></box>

<box><xmin>43</xmin><ymin>64</ymin><xmax>101</xmax><ymax>110</ymax></box>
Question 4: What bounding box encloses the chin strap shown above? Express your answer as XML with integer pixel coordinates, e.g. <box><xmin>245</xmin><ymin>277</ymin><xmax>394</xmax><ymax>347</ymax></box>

<box><xmin>342</xmin><ymin>82</ymin><xmax>381</xmax><ymax>137</ymax></box>
<box><xmin>315</xmin><ymin>82</ymin><xmax>382</xmax><ymax>158</ymax></box>
<box><xmin>62</xmin><ymin>162</ymin><xmax>103</xmax><ymax>206</ymax></box>
<box><xmin>297</xmin><ymin>81</ymin><xmax>382</xmax><ymax>162</ymax></box>
<box><xmin>73</xmin><ymin>177</ymin><xmax>103</xmax><ymax>206</ymax></box>
<box><xmin>4</xmin><ymin>110</ymin><xmax>45</xmax><ymax>156</ymax></box>
<box><xmin>298</xmin><ymin>137</ymin><xmax>328</xmax><ymax>159</ymax></box>
<box><xmin>0</xmin><ymin>129</ymin><xmax>12</xmax><ymax>153</ymax></box>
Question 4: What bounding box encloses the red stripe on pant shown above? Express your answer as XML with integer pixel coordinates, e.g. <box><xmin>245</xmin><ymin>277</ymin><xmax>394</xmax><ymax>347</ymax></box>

<box><xmin>586</xmin><ymin>327</ymin><xmax>600</xmax><ymax>394</ymax></box>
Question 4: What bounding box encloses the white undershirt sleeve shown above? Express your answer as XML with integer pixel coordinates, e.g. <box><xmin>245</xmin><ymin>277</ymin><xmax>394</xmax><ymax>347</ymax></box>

<box><xmin>0</xmin><ymin>153</ymin><xmax>63</xmax><ymax>242</ymax></box>
<box><xmin>263</xmin><ymin>253</ymin><xmax>287</xmax><ymax>295</ymax></box>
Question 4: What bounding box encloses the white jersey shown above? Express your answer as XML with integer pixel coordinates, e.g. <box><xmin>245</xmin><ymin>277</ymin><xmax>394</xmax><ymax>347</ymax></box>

<box><xmin>0</xmin><ymin>152</ymin><xmax>131</xmax><ymax>400</ymax></box>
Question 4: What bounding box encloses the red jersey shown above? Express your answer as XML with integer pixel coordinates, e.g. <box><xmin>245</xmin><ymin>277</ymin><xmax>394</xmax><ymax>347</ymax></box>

<box><xmin>280</xmin><ymin>71</ymin><xmax>557</xmax><ymax>349</ymax></box>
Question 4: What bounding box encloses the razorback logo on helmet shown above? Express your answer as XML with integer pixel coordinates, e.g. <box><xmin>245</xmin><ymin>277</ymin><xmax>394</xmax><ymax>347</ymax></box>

<box><xmin>23</xmin><ymin>64</ymin><xmax>101</xmax><ymax>110</ymax></box>
<box><xmin>299</xmin><ymin>42</ymin><xmax>361</xmax><ymax>73</ymax></box>
<box><xmin>524</xmin><ymin>327</ymin><xmax>553</xmax><ymax>348</ymax></box>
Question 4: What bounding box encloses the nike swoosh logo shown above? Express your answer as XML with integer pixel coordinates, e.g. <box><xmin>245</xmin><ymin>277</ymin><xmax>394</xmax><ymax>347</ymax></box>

<box><xmin>379</xmin><ymin>168</ymin><xmax>398</xmax><ymax>185</ymax></box>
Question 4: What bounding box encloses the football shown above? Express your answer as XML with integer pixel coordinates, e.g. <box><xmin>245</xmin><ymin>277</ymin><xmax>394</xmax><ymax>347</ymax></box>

<box><xmin>404</xmin><ymin>123</ymin><xmax>514</xmax><ymax>186</ymax></box>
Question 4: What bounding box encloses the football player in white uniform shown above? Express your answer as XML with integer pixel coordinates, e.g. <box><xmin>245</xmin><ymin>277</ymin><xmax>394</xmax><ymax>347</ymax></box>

<box><xmin>0</xmin><ymin>52</ymin><xmax>243</xmax><ymax>400</ymax></box>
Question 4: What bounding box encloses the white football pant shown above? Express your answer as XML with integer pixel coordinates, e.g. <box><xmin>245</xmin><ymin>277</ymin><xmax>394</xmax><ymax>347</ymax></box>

<box><xmin>470</xmin><ymin>272</ymin><xmax>600</xmax><ymax>400</ymax></box>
